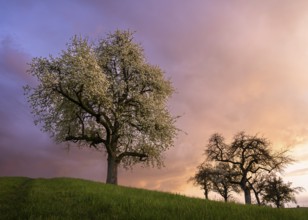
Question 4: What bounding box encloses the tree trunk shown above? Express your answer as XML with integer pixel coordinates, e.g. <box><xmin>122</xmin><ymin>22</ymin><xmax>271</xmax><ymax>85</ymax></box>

<box><xmin>244</xmin><ymin>188</ymin><xmax>252</xmax><ymax>204</ymax></box>
<box><xmin>251</xmin><ymin>187</ymin><xmax>261</xmax><ymax>205</ymax></box>
<box><xmin>254</xmin><ymin>192</ymin><xmax>261</xmax><ymax>205</ymax></box>
<box><xmin>223</xmin><ymin>187</ymin><xmax>228</xmax><ymax>202</ymax></box>
<box><xmin>204</xmin><ymin>190</ymin><xmax>209</xmax><ymax>200</ymax></box>
<box><xmin>224</xmin><ymin>196</ymin><xmax>228</xmax><ymax>202</ymax></box>
<box><xmin>106</xmin><ymin>155</ymin><xmax>119</xmax><ymax>184</ymax></box>
<box><xmin>276</xmin><ymin>198</ymin><xmax>281</xmax><ymax>208</ymax></box>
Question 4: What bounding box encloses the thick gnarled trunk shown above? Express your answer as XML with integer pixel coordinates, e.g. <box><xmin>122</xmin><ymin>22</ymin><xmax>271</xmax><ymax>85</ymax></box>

<box><xmin>106</xmin><ymin>155</ymin><xmax>119</xmax><ymax>184</ymax></box>
<box><xmin>244</xmin><ymin>188</ymin><xmax>252</xmax><ymax>204</ymax></box>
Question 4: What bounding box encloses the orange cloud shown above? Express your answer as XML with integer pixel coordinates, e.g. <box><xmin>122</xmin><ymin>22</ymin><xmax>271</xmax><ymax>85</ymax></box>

<box><xmin>2</xmin><ymin>0</ymin><xmax>308</xmax><ymax>207</ymax></box>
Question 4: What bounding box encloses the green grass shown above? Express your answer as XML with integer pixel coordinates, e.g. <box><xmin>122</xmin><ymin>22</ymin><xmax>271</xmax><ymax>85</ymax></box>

<box><xmin>0</xmin><ymin>177</ymin><xmax>307</xmax><ymax>219</ymax></box>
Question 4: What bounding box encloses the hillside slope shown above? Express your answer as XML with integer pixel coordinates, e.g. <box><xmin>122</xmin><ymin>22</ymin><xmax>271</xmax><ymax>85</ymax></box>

<box><xmin>0</xmin><ymin>177</ymin><xmax>307</xmax><ymax>219</ymax></box>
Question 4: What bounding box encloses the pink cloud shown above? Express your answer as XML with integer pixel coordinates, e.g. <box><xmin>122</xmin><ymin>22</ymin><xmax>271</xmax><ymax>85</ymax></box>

<box><xmin>2</xmin><ymin>0</ymin><xmax>308</xmax><ymax>206</ymax></box>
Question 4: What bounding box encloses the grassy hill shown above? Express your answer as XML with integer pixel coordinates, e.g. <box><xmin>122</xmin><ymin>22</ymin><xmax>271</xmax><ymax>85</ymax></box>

<box><xmin>0</xmin><ymin>177</ymin><xmax>307</xmax><ymax>219</ymax></box>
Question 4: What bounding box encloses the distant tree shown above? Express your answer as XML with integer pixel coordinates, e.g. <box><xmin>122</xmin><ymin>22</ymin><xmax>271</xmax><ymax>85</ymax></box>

<box><xmin>25</xmin><ymin>30</ymin><xmax>178</xmax><ymax>185</ymax></box>
<box><xmin>189</xmin><ymin>162</ymin><xmax>213</xmax><ymax>199</ymax></box>
<box><xmin>262</xmin><ymin>174</ymin><xmax>304</xmax><ymax>208</ymax></box>
<box><xmin>210</xmin><ymin>162</ymin><xmax>240</xmax><ymax>202</ymax></box>
<box><xmin>190</xmin><ymin>162</ymin><xmax>239</xmax><ymax>202</ymax></box>
<box><xmin>205</xmin><ymin>132</ymin><xmax>292</xmax><ymax>204</ymax></box>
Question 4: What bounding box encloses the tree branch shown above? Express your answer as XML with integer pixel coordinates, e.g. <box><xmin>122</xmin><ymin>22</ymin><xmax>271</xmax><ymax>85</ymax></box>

<box><xmin>117</xmin><ymin>151</ymin><xmax>148</xmax><ymax>162</ymax></box>
<box><xmin>53</xmin><ymin>85</ymin><xmax>113</xmax><ymax>147</ymax></box>
<box><xmin>65</xmin><ymin>134</ymin><xmax>105</xmax><ymax>146</ymax></box>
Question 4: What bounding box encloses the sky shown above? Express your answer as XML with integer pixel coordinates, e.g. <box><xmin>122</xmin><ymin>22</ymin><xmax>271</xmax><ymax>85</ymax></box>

<box><xmin>1</xmin><ymin>0</ymin><xmax>308</xmax><ymax>206</ymax></box>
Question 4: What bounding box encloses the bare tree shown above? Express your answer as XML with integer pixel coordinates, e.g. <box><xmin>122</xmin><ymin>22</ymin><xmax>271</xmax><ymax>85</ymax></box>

<box><xmin>205</xmin><ymin>132</ymin><xmax>292</xmax><ymax>204</ymax></box>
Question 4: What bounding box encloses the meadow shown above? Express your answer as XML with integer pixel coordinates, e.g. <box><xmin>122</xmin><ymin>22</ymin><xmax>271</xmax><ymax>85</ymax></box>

<box><xmin>0</xmin><ymin>177</ymin><xmax>307</xmax><ymax>219</ymax></box>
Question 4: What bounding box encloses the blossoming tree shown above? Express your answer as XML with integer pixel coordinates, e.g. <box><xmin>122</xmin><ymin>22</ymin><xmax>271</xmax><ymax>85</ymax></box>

<box><xmin>25</xmin><ymin>30</ymin><xmax>177</xmax><ymax>184</ymax></box>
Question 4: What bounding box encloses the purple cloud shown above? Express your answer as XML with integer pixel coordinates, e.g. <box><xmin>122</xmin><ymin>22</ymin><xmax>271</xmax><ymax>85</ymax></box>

<box><xmin>1</xmin><ymin>0</ymin><xmax>308</xmax><ymax>207</ymax></box>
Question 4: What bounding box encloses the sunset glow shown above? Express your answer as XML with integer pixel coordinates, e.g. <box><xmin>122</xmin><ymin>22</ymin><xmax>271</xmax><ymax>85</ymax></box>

<box><xmin>1</xmin><ymin>0</ymin><xmax>308</xmax><ymax>206</ymax></box>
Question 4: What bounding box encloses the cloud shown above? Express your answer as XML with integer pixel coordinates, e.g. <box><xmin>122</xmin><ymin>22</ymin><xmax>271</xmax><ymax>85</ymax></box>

<box><xmin>287</xmin><ymin>168</ymin><xmax>308</xmax><ymax>177</ymax></box>
<box><xmin>114</xmin><ymin>1</ymin><xmax>308</xmax><ymax>203</ymax></box>
<box><xmin>2</xmin><ymin>0</ymin><xmax>308</xmax><ymax>206</ymax></box>
<box><xmin>0</xmin><ymin>36</ymin><xmax>31</xmax><ymax>138</ymax></box>
<box><xmin>0</xmin><ymin>36</ymin><xmax>30</xmax><ymax>78</ymax></box>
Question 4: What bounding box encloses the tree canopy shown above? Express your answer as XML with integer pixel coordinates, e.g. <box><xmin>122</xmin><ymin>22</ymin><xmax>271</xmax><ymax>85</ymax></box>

<box><xmin>210</xmin><ymin>162</ymin><xmax>240</xmax><ymax>202</ymax></box>
<box><xmin>189</xmin><ymin>162</ymin><xmax>213</xmax><ymax>200</ymax></box>
<box><xmin>25</xmin><ymin>30</ymin><xmax>178</xmax><ymax>184</ymax></box>
<box><xmin>190</xmin><ymin>162</ymin><xmax>240</xmax><ymax>202</ymax></box>
<box><xmin>262</xmin><ymin>174</ymin><xmax>304</xmax><ymax>208</ymax></box>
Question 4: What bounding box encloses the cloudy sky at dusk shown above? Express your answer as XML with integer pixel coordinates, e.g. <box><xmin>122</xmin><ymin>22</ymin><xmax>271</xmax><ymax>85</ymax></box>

<box><xmin>1</xmin><ymin>0</ymin><xmax>308</xmax><ymax>206</ymax></box>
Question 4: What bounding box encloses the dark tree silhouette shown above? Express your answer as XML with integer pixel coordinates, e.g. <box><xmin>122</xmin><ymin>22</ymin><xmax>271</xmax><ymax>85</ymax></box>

<box><xmin>189</xmin><ymin>163</ymin><xmax>213</xmax><ymax>199</ymax></box>
<box><xmin>248</xmin><ymin>172</ymin><xmax>268</xmax><ymax>205</ymax></box>
<box><xmin>205</xmin><ymin>132</ymin><xmax>292</xmax><ymax>204</ymax></box>
<box><xmin>263</xmin><ymin>174</ymin><xmax>304</xmax><ymax>208</ymax></box>
<box><xmin>190</xmin><ymin>162</ymin><xmax>239</xmax><ymax>202</ymax></box>
<box><xmin>210</xmin><ymin>163</ymin><xmax>240</xmax><ymax>202</ymax></box>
